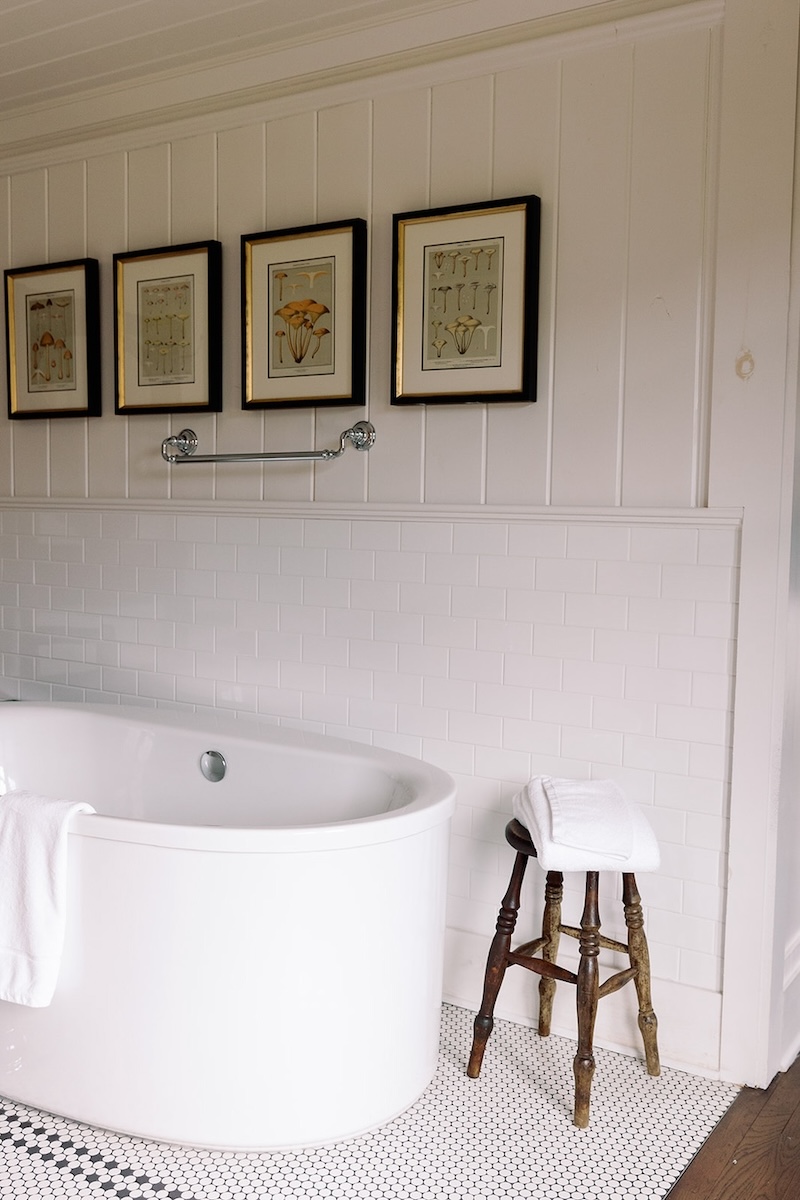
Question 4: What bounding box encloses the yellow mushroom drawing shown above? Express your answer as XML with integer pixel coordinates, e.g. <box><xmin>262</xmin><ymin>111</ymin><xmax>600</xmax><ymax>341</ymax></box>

<box><xmin>274</xmin><ymin>299</ymin><xmax>331</xmax><ymax>364</ymax></box>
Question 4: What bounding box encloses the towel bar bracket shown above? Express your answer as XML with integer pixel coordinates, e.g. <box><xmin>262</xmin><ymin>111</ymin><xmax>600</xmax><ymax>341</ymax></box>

<box><xmin>161</xmin><ymin>421</ymin><xmax>376</xmax><ymax>465</ymax></box>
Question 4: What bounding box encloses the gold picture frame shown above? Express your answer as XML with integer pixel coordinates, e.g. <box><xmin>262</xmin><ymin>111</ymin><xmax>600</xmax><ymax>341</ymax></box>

<box><xmin>391</xmin><ymin>195</ymin><xmax>540</xmax><ymax>404</ymax></box>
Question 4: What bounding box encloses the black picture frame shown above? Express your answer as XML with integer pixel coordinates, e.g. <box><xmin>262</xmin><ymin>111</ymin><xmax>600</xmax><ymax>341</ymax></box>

<box><xmin>113</xmin><ymin>240</ymin><xmax>222</xmax><ymax>414</ymax></box>
<box><xmin>241</xmin><ymin>217</ymin><xmax>367</xmax><ymax>409</ymax></box>
<box><xmin>391</xmin><ymin>195</ymin><xmax>540</xmax><ymax>404</ymax></box>
<box><xmin>4</xmin><ymin>257</ymin><xmax>101</xmax><ymax>419</ymax></box>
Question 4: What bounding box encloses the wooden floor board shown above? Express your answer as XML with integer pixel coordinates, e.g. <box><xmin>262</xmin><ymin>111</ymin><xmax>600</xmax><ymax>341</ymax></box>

<box><xmin>666</xmin><ymin>1056</ymin><xmax>800</xmax><ymax>1200</ymax></box>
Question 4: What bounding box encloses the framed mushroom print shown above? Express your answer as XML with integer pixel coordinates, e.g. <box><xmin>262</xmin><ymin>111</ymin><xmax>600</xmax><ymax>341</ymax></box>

<box><xmin>113</xmin><ymin>240</ymin><xmax>222</xmax><ymax>414</ymax></box>
<box><xmin>391</xmin><ymin>195</ymin><xmax>540</xmax><ymax>404</ymax></box>
<box><xmin>241</xmin><ymin>218</ymin><xmax>367</xmax><ymax>409</ymax></box>
<box><xmin>4</xmin><ymin>258</ymin><xmax>101</xmax><ymax>418</ymax></box>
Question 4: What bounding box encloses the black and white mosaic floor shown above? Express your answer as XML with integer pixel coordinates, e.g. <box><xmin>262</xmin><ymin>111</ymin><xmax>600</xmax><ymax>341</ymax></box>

<box><xmin>0</xmin><ymin>1005</ymin><xmax>739</xmax><ymax>1200</ymax></box>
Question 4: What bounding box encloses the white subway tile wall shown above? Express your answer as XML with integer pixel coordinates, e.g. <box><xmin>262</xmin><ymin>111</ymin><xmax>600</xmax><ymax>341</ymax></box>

<box><xmin>0</xmin><ymin>506</ymin><xmax>739</xmax><ymax>1002</ymax></box>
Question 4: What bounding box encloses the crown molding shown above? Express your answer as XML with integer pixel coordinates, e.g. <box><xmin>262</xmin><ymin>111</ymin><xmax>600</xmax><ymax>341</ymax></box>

<box><xmin>0</xmin><ymin>0</ymin><xmax>722</xmax><ymax>170</ymax></box>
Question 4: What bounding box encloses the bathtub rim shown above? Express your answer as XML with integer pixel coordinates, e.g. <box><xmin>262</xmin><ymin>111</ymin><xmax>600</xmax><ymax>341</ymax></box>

<box><xmin>0</xmin><ymin>700</ymin><xmax>457</xmax><ymax>853</ymax></box>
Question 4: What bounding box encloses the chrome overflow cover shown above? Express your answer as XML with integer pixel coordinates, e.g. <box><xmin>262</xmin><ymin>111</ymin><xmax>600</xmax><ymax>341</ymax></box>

<box><xmin>200</xmin><ymin>750</ymin><xmax>227</xmax><ymax>782</ymax></box>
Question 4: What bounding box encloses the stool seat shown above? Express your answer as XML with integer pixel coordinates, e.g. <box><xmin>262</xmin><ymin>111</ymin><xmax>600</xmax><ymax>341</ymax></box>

<box><xmin>467</xmin><ymin>785</ymin><xmax>660</xmax><ymax>1128</ymax></box>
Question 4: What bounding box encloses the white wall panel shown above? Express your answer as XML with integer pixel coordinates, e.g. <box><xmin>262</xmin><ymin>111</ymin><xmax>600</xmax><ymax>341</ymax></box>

<box><xmin>0</xmin><ymin>13</ymin><xmax>724</xmax><ymax>512</ymax></box>
<box><xmin>621</xmin><ymin>29</ymin><xmax>712</xmax><ymax>507</ymax></box>
<box><xmin>216</xmin><ymin>124</ymin><xmax>266</xmax><ymax>502</ymax></box>
<box><xmin>487</xmin><ymin>60</ymin><xmax>560</xmax><ymax>505</ymax></box>
<box><xmin>550</xmin><ymin>44</ymin><xmax>632</xmax><ymax>506</ymax></box>
<box><xmin>86</xmin><ymin>153</ymin><xmax>127</xmax><ymax>498</ymax></box>
<box><xmin>316</xmin><ymin>100</ymin><xmax>372</xmax><ymax>505</ymax></box>
<box><xmin>368</xmin><ymin>87</ymin><xmax>431</xmax><ymax>504</ymax></box>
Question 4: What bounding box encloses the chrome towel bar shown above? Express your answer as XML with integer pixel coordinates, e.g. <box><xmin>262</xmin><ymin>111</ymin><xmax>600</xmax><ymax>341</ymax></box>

<box><xmin>161</xmin><ymin>420</ymin><xmax>376</xmax><ymax>465</ymax></box>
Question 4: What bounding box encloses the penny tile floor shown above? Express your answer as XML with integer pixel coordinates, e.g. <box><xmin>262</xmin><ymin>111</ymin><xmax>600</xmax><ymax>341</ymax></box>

<box><xmin>0</xmin><ymin>1004</ymin><xmax>739</xmax><ymax>1199</ymax></box>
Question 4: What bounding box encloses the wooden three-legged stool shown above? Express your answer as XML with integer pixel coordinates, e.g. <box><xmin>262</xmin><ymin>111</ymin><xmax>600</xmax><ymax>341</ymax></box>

<box><xmin>467</xmin><ymin>782</ymin><xmax>661</xmax><ymax>1128</ymax></box>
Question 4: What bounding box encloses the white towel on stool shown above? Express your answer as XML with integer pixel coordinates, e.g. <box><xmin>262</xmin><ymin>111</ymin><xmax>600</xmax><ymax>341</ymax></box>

<box><xmin>512</xmin><ymin>776</ymin><xmax>660</xmax><ymax>873</ymax></box>
<box><xmin>0</xmin><ymin>790</ymin><xmax>94</xmax><ymax>1007</ymax></box>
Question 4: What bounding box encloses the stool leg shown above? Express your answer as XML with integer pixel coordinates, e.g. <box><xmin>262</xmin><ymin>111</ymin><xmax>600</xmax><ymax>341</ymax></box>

<box><xmin>538</xmin><ymin>870</ymin><xmax>563</xmax><ymax>1037</ymax></box>
<box><xmin>622</xmin><ymin>872</ymin><xmax>660</xmax><ymax>1077</ymax></box>
<box><xmin>573</xmin><ymin>871</ymin><xmax>600</xmax><ymax>1128</ymax></box>
<box><xmin>467</xmin><ymin>850</ymin><xmax>528</xmax><ymax>1078</ymax></box>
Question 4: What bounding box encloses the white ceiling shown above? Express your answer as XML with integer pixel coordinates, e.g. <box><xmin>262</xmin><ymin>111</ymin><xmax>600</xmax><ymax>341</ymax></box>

<box><xmin>0</xmin><ymin>0</ymin><xmax>482</xmax><ymax>117</ymax></box>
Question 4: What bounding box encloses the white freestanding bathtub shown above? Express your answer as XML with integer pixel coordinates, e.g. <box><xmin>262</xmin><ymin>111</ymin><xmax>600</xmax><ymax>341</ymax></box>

<box><xmin>0</xmin><ymin>702</ymin><xmax>456</xmax><ymax>1150</ymax></box>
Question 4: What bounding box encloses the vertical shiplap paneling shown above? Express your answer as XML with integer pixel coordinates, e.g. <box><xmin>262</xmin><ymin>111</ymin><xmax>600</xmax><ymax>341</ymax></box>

<box><xmin>10</xmin><ymin>169</ymin><xmax>49</xmax><ymax>497</ymax></box>
<box><xmin>169</xmin><ymin>132</ymin><xmax>218</xmax><ymax>503</ymax></box>
<box><xmin>368</xmin><ymin>86</ymin><xmax>431</xmax><ymax>504</ymax></box>
<box><xmin>621</xmin><ymin>28</ymin><xmax>711</xmax><ymax>507</ymax></box>
<box><xmin>216</xmin><ymin>124</ymin><xmax>266</xmax><ymax>500</ymax></box>
<box><xmin>47</xmin><ymin>160</ymin><xmax>90</xmax><ymax>498</ymax></box>
<box><xmin>487</xmin><ymin>59</ymin><xmax>560</xmax><ymax>506</ymax></box>
<box><xmin>126</xmin><ymin>143</ymin><xmax>172</xmax><ymax>500</ymax></box>
<box><xmin>316</xmin><ymin>100</ymin><xmax>372</xmax><ymax>503</ymax></box>
<box><xmin>262</xmin><ymin>111</ymin><xmax>321</xmax><ymax>501</ymax></box>
<box><xmin>87</xmin><ymin>152</ymin><xmax>128</xmax><ymax>498</ymax></box>
<box><xmin>550</xmin><ymin>43</ymin><xmax>633</xmax><ymax>506</ymax></box>
<box><xmin>0</xmin><ymin>175</ymin><xmax>12</xmax><ymax>496</ymax></box>
<box><xmin>425</xmin><ymin>75</ymin><xmax>495</xmax><ymax>504</ymax></box>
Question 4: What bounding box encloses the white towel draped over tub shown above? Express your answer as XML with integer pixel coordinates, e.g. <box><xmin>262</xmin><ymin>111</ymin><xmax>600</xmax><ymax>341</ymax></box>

<box><xmin>0</xmin><ymin>790</ymin><xmax>95</xmax><ymax>1007</ymax></box>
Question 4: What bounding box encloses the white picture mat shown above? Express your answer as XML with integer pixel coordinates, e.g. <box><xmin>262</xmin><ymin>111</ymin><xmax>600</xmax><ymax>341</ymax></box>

<box><xmin>397</xmin><ymin>206</ymin><xmax>528</xmax><ymax>397</ymax></box>
<box><xmin>247</xmin><ymin>228</ymin><xmax>354</xmax><ymax>403</ymax></box>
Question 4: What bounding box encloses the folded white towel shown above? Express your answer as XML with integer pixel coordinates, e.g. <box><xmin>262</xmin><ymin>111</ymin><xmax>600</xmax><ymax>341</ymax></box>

<box><xmin>512</xmin><ymin>775</ymin><xmax>660</xmax><ymax>872</ymax></box>
<box><xmin>0</xmin><ymin>790</ymin><xmax>94</xmax><ymax>1007</ymax></box>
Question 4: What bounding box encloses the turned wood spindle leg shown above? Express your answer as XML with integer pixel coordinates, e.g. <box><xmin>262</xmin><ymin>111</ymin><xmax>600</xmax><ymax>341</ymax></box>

<box><xmin>573</xmin><ymin>871</ymin><xmax>600</xmax><ymax>1128</ymax></box>
<box><xmin>538</xmin><ymin>870</ymin><xmax>563</xmax><ymax>1038</ymax></box>
<box><xmin>622</xmin><ymin>872</ymin><xmax>660</xmax><ymax>1077</ymax></box>
<box><xmin>467</xmin><ymin>851</ymin><xmax>528</xmax><ymax>1079</ymax></box>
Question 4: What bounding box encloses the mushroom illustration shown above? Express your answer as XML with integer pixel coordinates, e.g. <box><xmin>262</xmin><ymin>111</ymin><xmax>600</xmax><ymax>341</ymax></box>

<box><xmin>445</xmin><ymin>314</ymin><xmax>481</xmax><ymax>355</ymax></box>
<box><xmin>459</xmin><ymin>255</ymin><xmax>470</xmax><ymax>277</ymax></box>
<box><xmin>63</xmin><ymin>349</ymin><xmax>72</xmax><ymax>379</ymax></box>
<box><xmin>274</xmin><ymin>298</ymin><xmax>331</xmax><ymax>363</ymax></box>
<box><xmin>475</xmin><ymin>325</ymin><xmax>495</xmax><ymax>352</ymax></box>
<box><xmin>448</xmin><ymin>250</ymin><xmax>460</xmax><ymax>273</ymax></box>
<box><xmin>437</xmin><ymin>285</ymin><xmax>452</xmax><ymax>313</ymax></box>
<box><xmin>483</xmin><ymin>283</ymin><xmax>497</xmax><ymax>313</ymax></box>
<box><xmin>296</xmin><ymin>269</ymin><xmax>329</xmax><ymax>289</ymax></box>
<box><xmin>54</xmin><ymin>338</ymin><xmax>66</xmax><ymax>380</ymax></box>
<box><xmin>470</xmin><ymin>247</ymin><xmax>482</xmax><ymax>271</ymax></box>
<box><xmin>455</xmin><ymin>283</ymin><xmax>466</xmax><ymax>309</ymax></box>
<box><xmin>432</xmin><ymin>338</ymin><xmax>448</xmax><ymax>358</ymax></box>
<box><xmin>39</xmin><ymin>331</ymin><xmax>55</xmax><ymax>381</ymax></box>
<box><xmin>274</xmin><ymin>271</ymin><xmax>288</xmax><ymax>301</ymax></box>
<box><xmin>469</xmin><ymin>281</ymin><xmax>479</xmax><ymax>309</ymax></box>
<box><xmin>311</xmin><ymin>328</ymin><xmax>330</xmax><ymax>359</ymax></box>
<box><xmin>433</xmin><ymin>250</ymin><xmax>445</xmax><ymax>269</ymax></box>
<box><xmin>484</xmin><ymin>247</ymin><xmax>497</xmax><ymax>270</ymax></box>
<box><xmin>274</xmin><ymin>329</ymin><xmax>286</xmax><ymax>364</ymax></box>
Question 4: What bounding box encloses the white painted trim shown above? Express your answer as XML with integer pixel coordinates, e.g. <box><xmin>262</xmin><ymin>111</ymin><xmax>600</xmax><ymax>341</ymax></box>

<box><xmin>0</xmin><ymin>0</ymin><xmax>724</xmax><ymax>170</ymax></box>
<box><xmin>784</xmin><ymin>928</ymin><xmax>800</xmax><ymax>991</ymax></box>
<box><xmin>0</xmin><ymin>497</ymin><xmax>743</xmax><ymax>525</ymax></box>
